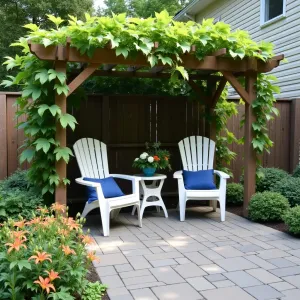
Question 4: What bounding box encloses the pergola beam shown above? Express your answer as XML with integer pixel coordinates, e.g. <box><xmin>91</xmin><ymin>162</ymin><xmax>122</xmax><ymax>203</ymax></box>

<box><xmin>188</xmin><ymin>80</ymin><xmax>210</xmax><ymax>105</ymax></box>
<box><xmin>103</xmin><ymin>64</ymin><xmax>117</xmax><ymax>71</ymax></box>
<box><xmin>211</xmin><ymin>78</ymin><xmax>227</xmax><ymax>108</ymax></box>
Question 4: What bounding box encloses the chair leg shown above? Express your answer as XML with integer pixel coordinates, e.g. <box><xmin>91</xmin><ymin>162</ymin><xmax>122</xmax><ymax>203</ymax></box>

<box><xmin>179</xmin><ymin>198</ymin><xmax>186</xmax><ymax>222</ymax></box>
<box><xmin>212</xmin><ymin>200</ymin><xmax>217</xmax><ymax>212</ymax></box>
<box><xmin>135</xmin><ymin>204</ymin><xmax>142</xmax><ymax>228</ymax></box>
<box><xmin>99</xmin><ymin>206</ymin><xmax>110</xmax><ymax>237</ymax></box>
<box><xmin>81</xmin><ymin>202</ymin><xmax>90</xmax><ymax>218</ymax></box>
<box><xmin>219</xmin><ymin>199</ymin><xmax>226</xmax><ymax>222</ymax></box>
<box><xmin>131</xmin><ymin>206</ymin><xmax>136</xmax><ymax>215</ymax></box>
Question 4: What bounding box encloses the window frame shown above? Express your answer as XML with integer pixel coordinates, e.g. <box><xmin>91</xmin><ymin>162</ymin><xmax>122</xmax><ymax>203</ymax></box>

<box><xmin>260</xmin><ymin>0</ymin><xmax>286</xmax><ymax>27</ymax></box>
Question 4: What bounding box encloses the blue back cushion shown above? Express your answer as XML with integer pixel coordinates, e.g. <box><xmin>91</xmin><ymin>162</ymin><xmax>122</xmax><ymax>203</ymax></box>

<box><xmin>183</xmin><ymin>169</ymin><xmax>216</xmax><ymax>190</ymax></box>
<box><xmin>83</xmin><ymin>177</ymin><xmax>125</xmax><ymax>203</ymax></box>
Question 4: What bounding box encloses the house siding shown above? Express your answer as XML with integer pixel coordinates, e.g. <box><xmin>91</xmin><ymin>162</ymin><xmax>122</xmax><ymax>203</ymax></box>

<box><xmin>195</xmin><ymin>0</ymin><xmax>300</xmax><ymax>99</ymax></box>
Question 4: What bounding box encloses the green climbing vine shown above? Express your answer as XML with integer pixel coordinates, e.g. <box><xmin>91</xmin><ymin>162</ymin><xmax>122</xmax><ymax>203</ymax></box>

<box><xmin>1</xmin><ymin>11</ymin><xmax>279</xmax><ymax>193</ymax></box>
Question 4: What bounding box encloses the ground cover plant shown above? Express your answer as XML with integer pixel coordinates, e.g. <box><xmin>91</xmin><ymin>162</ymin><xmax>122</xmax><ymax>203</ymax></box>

<box><xmin>0</xmin><ymin>203</ymin><xmax>105</xmax><ymax>299</ymax></box>
<box><xmin>283</xmin><ymin>206</ymin><xmax>300</xmax><ymax>235</ymax></box>
<box><xmin>226</xmin><ymin>183</ymin><xmax>243</xmax><ymax>204</ymax></box>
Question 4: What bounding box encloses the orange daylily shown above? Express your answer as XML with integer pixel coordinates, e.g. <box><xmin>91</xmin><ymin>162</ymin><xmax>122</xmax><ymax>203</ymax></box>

<box><xmin>80</xmin><ymin>234</ymin><xmax>95</xmax><ymax>245</ymax></box>
<box><xmin>45</xmin><ymin>270</ymin><xmax>60</xmax><ymax>281</ymax></box>
<box><xmin>26</xmin><ymin>217</ymin><xmax>41</xmax><ymax>225</ymax></box>
<box><xmin>29</xmin><ymin>251</ymin><xmax>52</xmax><ymax>264</ymax></box>
<box><xmin>37</xmin><ymin>207</ymin><xmax>49</xmax><ymax>214</ymax></box>
<box><xmin>61</xmin><ymin>245</ymin><xmax>76</xmax><ymax>255</ymax></box>
<box><xmin>5</xmin><ymin>238</ymin><xmax>27</xmax><ymax>253</ymax></box>
<box><xmin>34</xmin><ymin>276</ymin><xmax>56</xmax><ymax>294</ymax></box>
<box><xmin>58</xmin><ymin>228</ymin><xmax>69</xmax><ymax>236</ymax></box>
<box><xmin>153</xmin><ymin>155</ymin><xmax>160</xmax><ymax>161</ymax></box>
<box><xmin>11</xmin><ymin>230</ymin><xmax>28</xmax><ymax>240</ymax></box>
<box><xmin>87</xmin><ymin>251</ymin><xmax>100</xmax><ymax>262</ymax></box>
<box><xmin>13</xmin><ymin>220</ymin><xmax>26</xmax><ymax>228</ymax></box>
<box><xmin>51</xmin><ymin>203</ymin><xmax>66</xmax><ymax>213</ymax></box>
<box><xmin>165</xmin><ymin>156</ymin><xmax>169</xmax><ymax>161</ymax></box>
<box><xmin>64</xmin><ymin>218</ymin><xmax>80</xmax><ymax>231</ymax></box>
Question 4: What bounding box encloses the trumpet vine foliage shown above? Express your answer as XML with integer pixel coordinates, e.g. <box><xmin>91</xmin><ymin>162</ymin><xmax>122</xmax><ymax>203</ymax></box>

<box><xmin>2</xmin><ymin>11</ymin><xmax>279</xmax><ymax>193</ymax></box>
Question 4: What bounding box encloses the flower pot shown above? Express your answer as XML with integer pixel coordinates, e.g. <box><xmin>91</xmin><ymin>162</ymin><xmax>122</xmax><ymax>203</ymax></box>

<box><xmin>143</xmin><ymin>167</ymin><xmax>156</xmax><ymax>177</ymax></box>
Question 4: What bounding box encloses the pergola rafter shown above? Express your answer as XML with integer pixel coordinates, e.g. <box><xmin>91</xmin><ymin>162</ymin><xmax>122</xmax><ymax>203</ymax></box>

<box><xmin>28</xmin><ymin>40</ymin><xmax>284</xmax><ymax>216</ymax></box>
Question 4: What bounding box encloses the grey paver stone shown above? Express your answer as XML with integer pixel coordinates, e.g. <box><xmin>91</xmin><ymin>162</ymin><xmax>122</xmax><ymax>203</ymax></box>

<box><xmin>268</xmin><ymin>258</ymin><xmax>296</xmax><ymax>268</ymax></box>
<box><xmin>270</xmin><ymin>266</ymin><xmax>300</xmax><ymax>277</ymax></box>
<box><xmin>149</xmin><ymin>247</ymin><xmax>164</xmax><ymax>254</ymax></box>
<box><xmin>200</xmin><ymin>249</ymin><xmax>224</xmax><ymax>261</ymax></box>
<box><xmin>96</xmin><ymin>253</ymin><xmax>128</xmax><ymax>266</ymax></box>
<box><xmin>245</xmin><ymin>255</ymin><xmax>277</xmax><ymax>270</ymax></box>
<box><xmin>201</xmin><ymin>286</ymin><xmax>256</xmax><ymax>300</ymax></box>
<box><xmin>235</xmin><ymin>244</ymin><xmax>264</xmax><ymax>253</ymax></box>
<box><xmin>282</xmin><ymin>274</ymin><xmax>300</xmax><ymax>288</ymax></box>
<box><xmin>258</xmin><ymin>249</ymin><xmax>289</xmax><ymax>260</ymax></box>
<box><xmin>127</xmin><ymin>256</ymin><xmax>152</xmax><ymax>270</ymax></box>
<box><xmin>281</xmin><ymin>289</ymin><xmax>300</xmax><ymax>300</ymax></box>
<box><xmin>175</xmin><ymin>257</ymin><xmax>190</xmax><ymax>264</ymax></box>
<box><xmin>143</xmin><ymin>240</ymin><xmax>169</xmax><ymax>247</ymax></box>
<box><xmin>215</xmin><ymin>257</ymin><xmax>258</xmax><ymax>271</ymax></box>
<box><xmin>270</xmin><ymin>281</ymin><xmax>295</xmax><ymax>291</ymax></box>
<box><xmin>122</xmin><ymin>248</ymin><xmax>152</xmax><ymax>257</ymax></box>
<box><xmin>246</xmin><ymin>268</ymin><xmax>282</xmax><ymax>284</ymax></box>
<box><xmin>144</xmin><ymin>251</ymin><xmax>183</xmax><ymax>261</ymax></box>
<box><xmin>131</xmin><ymin>288</ymin><xmax>158</xmax><ymax>300</ymax></box>
<box><xmin>123</xmin><ymin>275</ymin><xmax>157</xmax><ymax>286</ymax></box>
<box><xmin>213</xmin><ymin>280</ymin><xmax>235</xmax><ymax>288</ymax></box>
<box><xmin>244</xmin><ymin>285</ymin><xmax>283</xmax><ymax>300</ymax></box>
<box><xmin>160</xmin><ymin>245</ymin><xmax>175</xmax><ymax>252</ymax></box>
<box><xmin>107</xmin><ymin>287</ymin><xmax>134</xmax><ymax>300</ymax></box>
<box><xmin>200</xmin><ymin>264</ymin><xmax>225</xmax><ymax>274</ymax></box>
<box><xmin>119</xmin><ymin>269</ymin><xmax>151</xmax><ymax>279</ymax></box>
<box><xmin>173</xmin><ymin>242</ymin><xmax>208</xmax><ymax>253</ymax></box>
<box><xmin>205</xmin><ymin>274</ymin><xmax>227</xmax><ymax>282</ymax></box>
<box><xmin>119</xmin><ymin>241</ymin><xmax>147</xmax><ymax>251</ymax></box>
<box><xmin>100</xmin><ymin>274</ymin><xmax>124</xmax><ymax>288</ymax></box>
<box><xmin>212</xmin><ymin>246</ymin><xmax>244</xmax><ymax>258</ymax></box>
<box><xmin>150</xmin><ymin>266</ymin><xmax>185</xmax><ymax>284</ymax></box>
<box><xmin>173</xmin><ymin>263</ymin><xmax>207</xmax><ymax>278</ymax></box>
<box><xmin>152</xmin><ymin>283</ymin><xmax>203</xmax><ymax>300</ymax></box>
<box><xmin>115</xmin><ymin>264</ymin><xmax>133</xmax><ymax>272</ymax></box>
<box><xmin>149</xmin><ymin>259</ymin><xmax>178</xmax><ymax>267</ymax></box>
<box><xmin>289</xmin><ymin>249</ymin><xmax>300</xmax><ymax>258</ymax></box>
<box><xmin>243</xmin><ymin>237</ymin><xmax>274</xmax><ymax>250</ymax></box>
<box><xmin>184</xmin><ymin>251</ymin><xmax>212</xmax><ymax>265</ymax></box>
<box><xmin>101</xmin><ymin>246</ymin><xmax>121</xmax><ymax>254</ymax></box>
<box><xmin>224</xmin><ymin>270</ymin><xmax>262</xmax><ymax>287</ymax></box>
<box><xmin>96</xmin><ymin>265</ymin><xmax>116</xmax><ymax>276</ymax></box>
<box><xmin>127</xmin><ymin>281</ymin><xmax>165</xmax><ymax>290</ymax></box>
<box><xmin>187</xmin><ymin>276</ymin><xmax>215</xmax><ymax>291</ymax></box>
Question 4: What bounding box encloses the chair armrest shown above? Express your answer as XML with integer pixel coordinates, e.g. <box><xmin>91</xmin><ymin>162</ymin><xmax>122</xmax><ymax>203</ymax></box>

<box><xmin>214</xmin><ymin>170</ymin><xmax>230</xmax><ymax>179</ymax></box>
<box><xmin>75</xmin><ymin>177</ymin><xmax>101</xmax><ymax>187</ymax></box>
<box><xmin>174</xmin><ymin>171</ymin><xmax>183</xmax><ymax>179</ymax></box>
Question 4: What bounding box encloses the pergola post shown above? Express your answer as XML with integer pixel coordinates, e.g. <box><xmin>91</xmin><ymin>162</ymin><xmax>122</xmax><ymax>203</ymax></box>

<box><xmin>243</xmin><ymin>71</ymin><xmax>257</xmax><ymax>216</ymax></box>
<box><xmin>55</xmin><ymin>60</ymin><xmax>67</xmax><ymax>205</ymax></box>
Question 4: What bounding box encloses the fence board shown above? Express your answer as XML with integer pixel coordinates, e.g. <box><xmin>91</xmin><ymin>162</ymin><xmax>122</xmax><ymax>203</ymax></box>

<box><xmin>0</xmin><ymin>95</ymin><xmax>7</xmax><ymax>179</ymax></box>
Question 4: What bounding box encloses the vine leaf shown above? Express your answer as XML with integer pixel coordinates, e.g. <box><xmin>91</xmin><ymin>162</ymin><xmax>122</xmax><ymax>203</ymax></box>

<box><xmin>157</xmin><ymin>55</ymin><xmax>173</xmax><ymax>66</ymax></box>
<box><xmin>49</xmin><ymin>174</ymin><xmax>60</xmax><ymax>186</ymax></box>
<box><xmin>35</xmin><ymin>69</ymin><xmax>49</xmax><ymax>84</ymax></box>
<box><xmin>59</xmin><ymin>114</ymin><xmax>78</xmax><ymax>130</ymax></box>
<box><xmin>38</xmin><ymin>104</ymin><xmax>50</xmax><ymax>117</ymax></box>
<box><xmin>176</xmin><ymin>42</ymin><xmax>191</xmax><ymax>53</ymax></box>
<box><xmin>34</xmin><ymin>138</ymin><xmax>52</xmax><ymax>153</ymax></box>
<box><xmin>175</xmin><ymin>66</ymin><xmax>189</xmax><ymax>80</ymax></box>
<box><xmin>48</xmin><ymin>70</ymin><xmax>66</xmax><ymax>84</ymax></box>
<box><xmin>38</xmin><ymin>104</ymin><xmax>61</xmax><ymax>117</ymax></box>
<box><xmin>116</xmin><ymin>47</ymin><xmax>128</xmax><ymax>58</ymax></box>
<box><xmin>54</xmin><ymin>84</ymin><xmax>69</xmax><ymax>96</ymax></box>
<box><xmin>20</xmin><ymin>149</ymin><xmax>35</xmax><ymax>163</ymax></box>
<box><xmin>252</xmin><ymin>139</ymin><xmax>264</xmax><ymax>152</ymax></box>
<box><xmin>148</xmin><ymin>55</ymin><xmax>158</xmax><ymax>68</ymax></box>
<box><xmin>22</xmin><ymin>85</ymin><xmax>42</xmax><ymax>100</ymax></box>
<box><xmin>47</xmin><ymin>15</ymin><xmax>64</xmax><ymax>27</ymax></box>
<box><xmin>62</xmin><ymin>178</ymin><xmax>71</xmax><ymax>185</ymax></box>
<box><xmin>54</xmin><ymin>147</ymin><xmax>74</xmax><ymax>163</ymax></box>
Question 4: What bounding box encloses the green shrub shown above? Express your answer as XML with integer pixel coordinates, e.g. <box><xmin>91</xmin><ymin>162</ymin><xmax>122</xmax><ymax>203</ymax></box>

<box><xmin>248</xmin><ymin>192</ymin><xmax>290</xmax><ymax>222</ymax></box>
<box><xmin>226</xmin><ymin>183</ymin><xmax>243</xmax><ymax>204</ymax></box>
<box><xmin>283</xmin><ymin>206</ymin><xmax>300</xmax><ymax>234</ymax></box>
<box><xmin>240</xmin><ymin>168</ymin><xmax>290</xmax><ymax>192</ymax></box>
<box><xmin>82</xmin><ymin>282</ymin><xmax>107</xmax><ymax>300</ymax></box>
<box><xmin>0</xmin><ymin>170</ymin><xmax>43</xmax><ymax>221</ymax></box>
<box><xmin>292</xmin><ymin>165</ymin><xmax>300</xmax><ymax>178</ymax></box>
<box><xmin>271</xmin><ymin>177</ymin><xmax>300</xmax><ymax>207</ymax></box>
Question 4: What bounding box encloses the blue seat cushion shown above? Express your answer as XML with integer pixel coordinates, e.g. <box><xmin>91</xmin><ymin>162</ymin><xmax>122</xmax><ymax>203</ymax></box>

<box><xmin>182</xmin><ymin>169</ymin><xmax>217</xmax><ymax>190</ymax></box>
<box><xmin>83</xmin><ymin>177</ymin><xmax>125</xmax><ymax>203</ymax></box>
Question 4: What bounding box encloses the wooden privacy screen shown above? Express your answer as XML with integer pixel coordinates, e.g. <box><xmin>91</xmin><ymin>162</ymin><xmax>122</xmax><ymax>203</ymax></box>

<box><xmin>0</xmin><ymin>93</ymin><xmax>298</xmax><ymax>200</ymax></box>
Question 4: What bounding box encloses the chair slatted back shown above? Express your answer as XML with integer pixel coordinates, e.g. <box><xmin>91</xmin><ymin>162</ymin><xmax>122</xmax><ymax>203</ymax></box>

<box><xmin>73</xmin><ymin>138</ymin><xmax>109</xmax><ymax>178</ymax></box>
<box><xmin>178</xmin><ymin>136</ymin><xmax>215</xmax><ymax>171</ymax></box>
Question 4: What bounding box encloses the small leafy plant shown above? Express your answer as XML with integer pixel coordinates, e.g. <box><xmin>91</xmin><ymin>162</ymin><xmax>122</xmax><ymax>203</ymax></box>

<box><xmin>248</xmin><ymin>191</ymin><xmax>290</xmax><ymax>222</ymax></box>
<box><xmin>283</xmin><ymin>206</ymin><xmax>300</xmax><ymax>235</ymax></box>
<box><xmin>226</xmin><ymin>183</ymin><xmax>243</xmax><ymax>204</ymax></box>
<box><xmin>82</xmin><ymin>282</ymin><xmax>107</xmax><ymax>300</ymax></box>
<box><xmin>271</xmin><ymin>177</ymin><xmax>300</xmax><ymax>207</ymax></box>
<box><xmin>0</xmin><ymin>204</ymin><xmax>99</xmax><ymax>299</ymax></box>
<box><xmin>133</xmin><ymin>142</ymin><xmax>171</xmax><ymax>171</ymax></box>
<box><xmin>292</xmin><ymin>165</ymin><xmax>300</xmax><ymax>178</ymax></box>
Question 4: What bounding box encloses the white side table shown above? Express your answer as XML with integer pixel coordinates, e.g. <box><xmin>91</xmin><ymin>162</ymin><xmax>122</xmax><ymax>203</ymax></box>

<box><xmin>131</xmin><ymin>174</ymin><xmax>168</xmax><ymax>219</ymax></box>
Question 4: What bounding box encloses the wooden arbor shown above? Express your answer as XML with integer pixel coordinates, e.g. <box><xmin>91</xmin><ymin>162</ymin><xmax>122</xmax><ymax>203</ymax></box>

<box><xmin>29</xmin><ymin>41</ymin><xmax>284</xmax><ymax>216</ymax></box>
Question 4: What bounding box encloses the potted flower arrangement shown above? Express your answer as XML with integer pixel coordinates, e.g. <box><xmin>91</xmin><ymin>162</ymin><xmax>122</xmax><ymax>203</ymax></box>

<box><xmin>133</xmin><ymin>142</ymin><xmax>171</xmax><ymax>176</ymax></box>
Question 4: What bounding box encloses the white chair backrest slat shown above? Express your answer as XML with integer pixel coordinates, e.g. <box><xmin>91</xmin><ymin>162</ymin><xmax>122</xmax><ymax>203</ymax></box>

<box><xmin>190</xmin><ymin>136</ymin><xmax>197</xmax><ymax>171</ymax></box>
<box><xmin>178</xmin><ymin>136</ymin><xmax>215</xmax><ymax>171</ymax></box>
<box><xmin>74</xmin><ymin>138</ymin><xmax>109</xmax><ymax>179</ymax></box>
<box><xmin>178</xmin><ymin>140</ymin><xmax>188</xmax><ymax>170</ymax></box>
<box><xmin>183</xmin><ymin>138</ymin><xmax>193</xmax><ymax>171</ymax></box>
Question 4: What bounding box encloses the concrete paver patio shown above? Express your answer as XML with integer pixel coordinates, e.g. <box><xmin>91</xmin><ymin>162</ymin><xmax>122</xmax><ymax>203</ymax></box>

<box><xmin>85</xmin><ymin>208</ymin><xmax>300</xmax><ymax>300</ymax></box>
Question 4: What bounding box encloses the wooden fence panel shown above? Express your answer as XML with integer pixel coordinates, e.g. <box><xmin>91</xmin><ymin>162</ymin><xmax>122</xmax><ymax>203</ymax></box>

<box><xmin>0</xmin><ymin>95</ymin><xmax>7</xmax><ymax>179</ymax></box>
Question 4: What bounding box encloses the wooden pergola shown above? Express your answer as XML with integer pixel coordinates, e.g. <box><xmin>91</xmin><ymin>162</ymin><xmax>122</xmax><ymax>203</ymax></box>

<box><xmin>29</xmin><ymin>40</ymin><xmax>284</xmax><ymax>216</ymax></box>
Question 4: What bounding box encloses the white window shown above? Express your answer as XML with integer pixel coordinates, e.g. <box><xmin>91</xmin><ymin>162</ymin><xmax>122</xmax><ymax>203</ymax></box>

<box><xmin>260</xmin><ymin>0</ymin><xmax>286</xmax><ymax>26</ymax></box>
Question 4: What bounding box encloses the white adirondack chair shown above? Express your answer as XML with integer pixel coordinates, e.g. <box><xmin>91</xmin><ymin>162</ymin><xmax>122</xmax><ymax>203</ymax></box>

<box><xmin>73</xmin><ymin>138</ymin><xmax>142</xmax><ymax>237</ymax></box>
<box><xmin>174</xmin><ymin>136</ymin><xmax>230</xmax><ymax>222</ymax></box>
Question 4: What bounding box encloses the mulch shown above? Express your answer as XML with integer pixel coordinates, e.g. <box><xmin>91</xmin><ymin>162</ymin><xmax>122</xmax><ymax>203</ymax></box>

<box><xmin>86</xmin><ymin>264</ymin><xmax>109</xmax><ymax>300</ymax></box>
<box><xmin>226</xmin><ymin>204</ymin><xmax>289</xmax><ymax>233</ymax></box>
